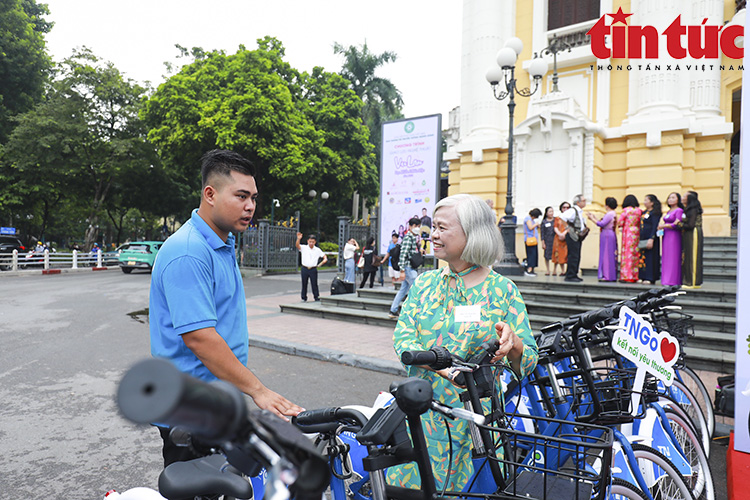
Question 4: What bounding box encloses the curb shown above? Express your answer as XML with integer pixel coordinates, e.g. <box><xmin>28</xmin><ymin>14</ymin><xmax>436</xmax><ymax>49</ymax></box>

<box><xmin>249</xmin><ymin>335</ymin><xmax>406</xmax><ymax>376</ymax></box>
<box><xmin>0</xmin><ymin>266</ymin><xmax>119</xmax><ymax>277</ymax></box>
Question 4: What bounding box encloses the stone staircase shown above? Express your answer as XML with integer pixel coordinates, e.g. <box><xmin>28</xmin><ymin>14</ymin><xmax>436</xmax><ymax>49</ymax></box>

<box><xmin>280</xmin><ymin>237</ymin><xmax>738</xmax><ymax>374</ymax></box>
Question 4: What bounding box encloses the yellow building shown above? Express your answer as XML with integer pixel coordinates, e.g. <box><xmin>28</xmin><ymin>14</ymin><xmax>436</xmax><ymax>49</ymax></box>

<box><xmin>444</xmin><ymin>0</ymin><xmax>743</xmax><ymax>270</ymax></box>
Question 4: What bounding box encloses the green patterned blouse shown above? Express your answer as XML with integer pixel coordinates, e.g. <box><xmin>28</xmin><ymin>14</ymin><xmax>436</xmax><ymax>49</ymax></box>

<box><xmin>388</xmin><ymin>267</ymin><xmax>539</xmax><ymax>490</ymax></box>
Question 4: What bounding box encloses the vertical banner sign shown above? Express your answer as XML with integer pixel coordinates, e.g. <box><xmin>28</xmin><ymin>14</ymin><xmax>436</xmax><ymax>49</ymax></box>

<box><xmin>734</xmin><ymin>14</ymin><xmax>750</xmax><ymax>453</ymax></box>
<box><xmin>379</xmin><ymin>115</ymin><xmax>442</xmax><ymax>256</ymax></box>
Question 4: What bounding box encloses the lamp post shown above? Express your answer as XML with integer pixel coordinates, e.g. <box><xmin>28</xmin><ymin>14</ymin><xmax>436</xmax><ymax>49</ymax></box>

<box><xmin>535</xmin><ymin>34</ymin><xmax>571</xmax><ymax>93</ymax></box>
<box><xmin>486</xmin><ymin>37</ymin><xmax>548</xmax><ymax>276</ymax></box>
<box><xmin>270</xmin><ymin>198</ymin><xmax>280</xmax><ymax>225</ymax></box>
<box><xmin>308</xmin><ymin>190</ymin><xmax>329</xmax><ymax>235</ymax></box>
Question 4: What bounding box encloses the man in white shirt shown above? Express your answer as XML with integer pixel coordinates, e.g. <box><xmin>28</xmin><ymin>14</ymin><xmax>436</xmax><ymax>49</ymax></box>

<box><xmin>296</xmin><ymin>233</ymin><xmax>328</xmax><ymax>301</ymax></box>
<box><xmin>559</xmin><ymin>194</ymin><xmax>587</xmax><ymax>282</ymax></box>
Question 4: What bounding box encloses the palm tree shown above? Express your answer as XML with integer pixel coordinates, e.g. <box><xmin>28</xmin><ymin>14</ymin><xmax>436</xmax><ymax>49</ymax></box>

<box><xmin>333</xmin><ymin>42</ymin><xmax>404</xmax><ymax>154</ymax></box>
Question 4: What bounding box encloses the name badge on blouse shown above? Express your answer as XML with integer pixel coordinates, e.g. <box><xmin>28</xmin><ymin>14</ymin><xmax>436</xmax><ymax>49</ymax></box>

<box><xmin>454</xmin><ymin>304</ymin><xmax>481</xmax><ymax>323</ymax></box>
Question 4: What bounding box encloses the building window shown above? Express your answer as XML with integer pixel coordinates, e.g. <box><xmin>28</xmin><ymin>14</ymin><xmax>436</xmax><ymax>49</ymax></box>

<box><xmin>548</xmin><ymin>0</ymin><xmax>600</xmax><ymax>31</ymax></box>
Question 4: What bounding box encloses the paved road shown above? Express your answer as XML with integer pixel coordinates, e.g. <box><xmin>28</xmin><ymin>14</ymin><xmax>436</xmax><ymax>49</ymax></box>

<box><xmin>0</xmin><ymin>271</ymin><xmax>396</xmax><ymax>498</ymax></box>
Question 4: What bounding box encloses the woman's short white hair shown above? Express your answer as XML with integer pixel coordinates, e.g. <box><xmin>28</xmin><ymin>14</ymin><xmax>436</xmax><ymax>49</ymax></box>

<box><xmin>433</xmin><ymin>194</ymin><xmax>503</xmax><ymax>267</ymax></box>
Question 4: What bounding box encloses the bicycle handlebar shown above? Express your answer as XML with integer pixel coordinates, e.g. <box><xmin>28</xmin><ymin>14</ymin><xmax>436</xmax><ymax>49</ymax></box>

<box><xmin>117</xmin><ymin>358</ymin><xmax>246</xmax><ymax>443</ymax></box>
<box><xmin>400</xmin><ymin>346</ymin><xmax>452</xmax><ymax>369</ymax></box>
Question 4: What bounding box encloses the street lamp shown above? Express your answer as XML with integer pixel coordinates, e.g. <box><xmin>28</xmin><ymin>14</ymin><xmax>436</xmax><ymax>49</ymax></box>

<box><xmin>486</xmin><ymin>37</ymin><xmax>547</xmax><ymax>276</ymax></box>
<box><xmin>535</xmin><ymin>34</ymin><xmax>571</xmax><ymax>93</ymax></box>
<box><xmin>309</xmin><ymin>190</ymin><xmax>329</xmax><ymax>235</ymax></box>
<box><xmin>270</xmin><ymin>198</ymin><xmax>280</xmax><ymax>224</ymax></box>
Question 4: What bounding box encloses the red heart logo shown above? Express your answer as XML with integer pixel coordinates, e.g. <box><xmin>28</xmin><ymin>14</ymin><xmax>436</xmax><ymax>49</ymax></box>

<box><xmin>660</xmin><ymin>338</ymin><xmax>677</xmax><ymax>363</ymax></box>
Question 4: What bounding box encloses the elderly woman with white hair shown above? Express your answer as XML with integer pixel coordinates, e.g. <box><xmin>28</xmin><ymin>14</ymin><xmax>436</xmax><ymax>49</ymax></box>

<box><xmin>388</xmin><ymin>193</ymin><xmax>539</xmax><ymax>491</ymax></box>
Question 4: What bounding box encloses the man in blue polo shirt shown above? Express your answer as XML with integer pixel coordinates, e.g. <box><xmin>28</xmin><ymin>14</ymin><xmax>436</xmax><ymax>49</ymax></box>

<box><xmin>150</xmin><ymin>149</ymin><xmax>302</xmax><ymax>466</ymax></box>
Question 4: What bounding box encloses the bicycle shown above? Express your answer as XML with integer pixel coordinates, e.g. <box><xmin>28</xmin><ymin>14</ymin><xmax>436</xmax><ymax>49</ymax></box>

<box><xmin>524</xmin><ymin>300</ymin><xmax>712</xmax><ymax>500</ymax></box>
<box><xmin>116</xmin><ymin>358</ymin><xmax>329</xmax><ymax>500</ymax></box>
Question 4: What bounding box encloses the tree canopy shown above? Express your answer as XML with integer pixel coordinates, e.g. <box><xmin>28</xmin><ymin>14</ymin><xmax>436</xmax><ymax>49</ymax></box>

<box><xmin>333</xmin><ymin>42</ymin><xmax>404</xmax><ymax>160</ymax></box>
<box><xmin>143</xmin><ymin>37</ymin><xmax>378</xmax><ymax>235</ymax></box>
<box><xmin>2</xmin><ymin>48</ymin><xmax>156</xmax><ymax>248</ymax></box>
<box><xmin>0</xmin><ymin>0</ymin><xmax>53</xmax><ymax>142</ymax></box>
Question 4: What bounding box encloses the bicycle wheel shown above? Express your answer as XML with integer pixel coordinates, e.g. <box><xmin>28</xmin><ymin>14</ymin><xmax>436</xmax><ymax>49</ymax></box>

<box><xmin>663</xmin><ymin>408</ymin><xmax>715</xmax><ymax>500</ymax></box>
<box><xmin>658</xmin><ymin>388</ymin><xmax>710</xmax><ymax>457</ymax></box>
<box><xmin>677</xmin><ymin>365</ymin><xmax>715</xmax><ymax>438</ymax></box>
<box><xmin>609</xmin><ymin>478</ymin><xmax>649</xmax><ymax>500</ymax></box>
<box><xmin>630</xmin><ymin>443</ymin><xmax>696</xmax><ymax>500</ymax></box>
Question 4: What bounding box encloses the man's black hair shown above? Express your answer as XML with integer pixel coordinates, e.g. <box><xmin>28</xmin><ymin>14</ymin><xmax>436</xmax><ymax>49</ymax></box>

<box><xmin>408</xmin><ymin>217</ymin><xmax>421</xmax><ymax>227</ymax></box>
<box><xmin>201</xmin><ymin>149</ymin><xmax>256</xmax><ymax>188</ymax></box>
<box><xmin>307</xmin><ymin>234</ymin><xmax>317</xmax><ymax>241</ymax></box>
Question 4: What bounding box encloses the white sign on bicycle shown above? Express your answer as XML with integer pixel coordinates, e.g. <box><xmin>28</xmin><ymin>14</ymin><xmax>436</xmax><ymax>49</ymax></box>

<box><xmin>611</xmin><ymin>305</ymin><xmax>680</xmax><ymax>385</ymax></box>
<box><xmin>611</xmin><ymin>305</ymin><xmax>681</xmax><ymax>415</ymax></box>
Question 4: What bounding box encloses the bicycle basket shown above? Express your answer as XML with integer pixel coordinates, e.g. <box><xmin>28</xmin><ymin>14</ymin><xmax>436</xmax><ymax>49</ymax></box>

<box><xmin>650</xmin><ymin>309</ymin><xmax>694</xmax><ymax>344</ymax></box>
<box><xmin>450</xmin><ymin>414</ymin><xmax>614</xmax><ymax>500</ymax></box>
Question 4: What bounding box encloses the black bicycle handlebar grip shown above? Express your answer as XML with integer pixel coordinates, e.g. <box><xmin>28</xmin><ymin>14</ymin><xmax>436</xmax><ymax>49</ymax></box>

<box><xmin>401</xmin><ymin>346</ymin><xmax>452</xmax><ymax>370</ymax></box>
<box><xmin>294</xmin><ymin>407</ymin><xmax>340</xmax><ymax>426</ymax></box>
<box><xmin>117</xmin><ymin>358</ymin><xmax>246</xmax><ymax>443</ymax></box>
<box><xmin>578</xmin><ymin>306</ymin><xmax>615</xmax><ymax>329</ymax></box>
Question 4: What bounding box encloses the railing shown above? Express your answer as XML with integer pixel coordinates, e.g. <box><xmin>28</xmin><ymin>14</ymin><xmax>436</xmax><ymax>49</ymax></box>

<box><xmin>240</xmin><ymin>212</ymin><xmax>301</xmax><ymax>272</ymax></box>
<box><xmin>336</xmin><ymin>215</ymin><xmax>378</xmax><ymax>276</ymax></box>
<box><xmin>0</xmin><ymin>250</ymin><xmax>119</xmax><ymax>272</ymax></box>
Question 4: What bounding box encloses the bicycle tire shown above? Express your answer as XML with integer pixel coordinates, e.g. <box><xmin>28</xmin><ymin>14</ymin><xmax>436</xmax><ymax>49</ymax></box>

<box><xmin>630</xmin><ymin>443</ymin><xmax>696</xmax><ymax>500</ymax></box>
<box><xmin>669</xmin><ymin>378</ymin><xmax>710</xmax><ymax>453</ymax></box>
<box><xmin>663</xmin><ymin>408</ymin><xmax>715</xmax><ymax>500</ymax></box>
<box><xmin>658</xmin><ymin>388</ymin><xmax>710</xmax><ymax>457</ymax></box>
<box><xmin>609</xmin><ymin>478</ymin><xmax>650</xmax><ymax>500</ymax></box>
<box><xmin>677</xmin><ymin>365</ymin><xmax>715</xmax><ymax>438</ymax></box>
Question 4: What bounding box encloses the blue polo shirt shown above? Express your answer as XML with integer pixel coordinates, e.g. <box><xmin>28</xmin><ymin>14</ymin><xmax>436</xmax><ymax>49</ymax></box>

<box><xmin>149</xmin><ymin>209</ymin><xmax>248</xmax><ymax>382</ymax></box>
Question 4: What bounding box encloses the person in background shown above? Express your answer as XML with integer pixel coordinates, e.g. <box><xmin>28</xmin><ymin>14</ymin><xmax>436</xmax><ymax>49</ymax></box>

<box><xmin>638</xmin><ymin>194</ymin><xmax>662</xmax><ymax>284</ymax></box>
<box><xmin>383</xmin><ymin>232</ymin><xmax>401</xmax><ymax>288</ymax></box>
<box><xmin>342</xmin><ymin>237</ymin><xmax>359</xmax><ymax>283</ymax></box>
<box><xmin>680</xmin><ymin>190</ymin><xmax>704</xmax><ymax>288</ymax></box>
<box><xmin>359</xmin><ymin>236</ymin><xmax>379</xmax><ymax>289</ymax></box>
<box><xmin>658</xmin><ymin>192</ymin><xmax>684</xmax><ymax>286</ymax></box>
<box><xmin>388</xmin><ymin>217</ymin><xmax>422</xmax><ymax>319</ymax></box>
<box><xmin>420</xmin><ymin>207</ymin><xmax>432</xmax><ymax>252</ymax></box>
<box><xmin>296</xmin><ymin>233</ymin><xmax>327</xmax><ymax>301</ymax></box>
<box><xmin>539</xmin><ymin>206</ymin><xmax>556</xmax><ymax>276</ymax></box>
<box><xmin>523</xmin><ymin>208</ymin><xmax>542</xmax><ymax>277</ymax></box>
<box><xmin>586</xmin><ymin>196</ymin><xmax>618</xmax><ymax>282</ymax></box>
<box><xmin>551</xmin><ymin>201</ymin><xmax>570</xmax><ymax>276</ymax></box>
<box><xmin>560</xmin><ymin>195</ymin><xmax>587</xmax><ymax>282</ymax></box>
<box><xmin>617</xmin><ymin>194</ymin><xmax>642</xmax><ymax>283</ymax></box>
<box><xmin>388</xmin><ymin>193</ymin><xmax>538</xmax><ymax>491</ymax></box>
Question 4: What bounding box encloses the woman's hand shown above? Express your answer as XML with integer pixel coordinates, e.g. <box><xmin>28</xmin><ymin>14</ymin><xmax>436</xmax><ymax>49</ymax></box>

<box><xmin>657</xmin><ymin>223</ymin><xmax>665</xmax><ymax>230</ymax></box>
<box><xmin>492</xmin><ymin>321</ymin><xmax>518</xmax><ymax>362</ymax></box>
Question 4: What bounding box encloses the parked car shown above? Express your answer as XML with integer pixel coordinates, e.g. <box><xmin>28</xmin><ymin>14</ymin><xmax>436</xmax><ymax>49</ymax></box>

<box><xmin>118</xmin><ymin>241</ymin><xmax>163</xmax><ymax>274</ymax></box>
<box><xmin>0</xmin><ymin>235</ymin><xmax>26</xmax><ymax>270</ymax></box>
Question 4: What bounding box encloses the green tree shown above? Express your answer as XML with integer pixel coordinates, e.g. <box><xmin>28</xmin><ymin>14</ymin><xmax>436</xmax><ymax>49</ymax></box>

<box><xmin>3</xmin><ymin>48</ymin><xmax>153</xmax><ymax>248</ymax></box>
<box><xmin>333</xmin><ymin>42</ymin><xmax>404</xmax><ymax>157</ymax></box>
<box><xmin>0</xmin><ymin>0</ymin><xmax>53</xmax><ymax>143</ymax></box>
<box><xmin>143</xmin><ymin>37</ymin><xmax>377</xmax><ymax>235</ymax></box>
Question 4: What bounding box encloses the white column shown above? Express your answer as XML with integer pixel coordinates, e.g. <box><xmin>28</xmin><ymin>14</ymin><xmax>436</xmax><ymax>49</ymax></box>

<box><xmin>460</xmin><ymin>0</ymin><xmax>516</xmax><ymax>145</ymax></box>
<box><xmin>687</xmin><ymin>0</ymin><xmax>724</xmax><ymax>119</ymax></box>
<box><xmin>628</xmin><ymin>0</ymin><xmax>683</xmax><ymax>121</ymax></box>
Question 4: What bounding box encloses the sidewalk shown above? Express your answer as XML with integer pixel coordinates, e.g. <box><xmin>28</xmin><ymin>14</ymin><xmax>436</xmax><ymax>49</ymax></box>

<box><xmin>245</xmin><ymin>272</ymin><xmax>405</xmax><ymax>375</ymax></box>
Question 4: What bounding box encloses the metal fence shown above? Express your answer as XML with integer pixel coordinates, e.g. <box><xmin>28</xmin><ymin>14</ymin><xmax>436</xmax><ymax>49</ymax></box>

<box><xmin>240</xmin><ymin>212</ymin><xmax>301</xmax><ymax>272</ymax></box>
<box><xmin>336</xmin><ymin>215</ymin><xmax>378</xmax><ymax>275</ymax></box>
<box><xmin>0</xmin><ymin>250</ymin><xmax>119</xmax><ymax>272</ymax></box>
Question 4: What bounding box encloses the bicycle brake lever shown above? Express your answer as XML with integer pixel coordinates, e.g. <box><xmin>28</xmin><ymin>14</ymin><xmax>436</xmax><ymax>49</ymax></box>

<box><xmin>430</xmin><ymin>401</ymin><xmax>485</xmax><ymax>425</ymax></box>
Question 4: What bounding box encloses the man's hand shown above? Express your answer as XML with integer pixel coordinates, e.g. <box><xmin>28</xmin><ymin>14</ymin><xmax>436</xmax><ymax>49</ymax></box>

<box><xmin>296</xmin><ymin>232</ymin><xmax>303</xmax><ymax>240</ymax></box>
<box><xmin>252</xmin><ymin>386</ymin><xmax>304</xmax><ymax>420</ymax></box>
